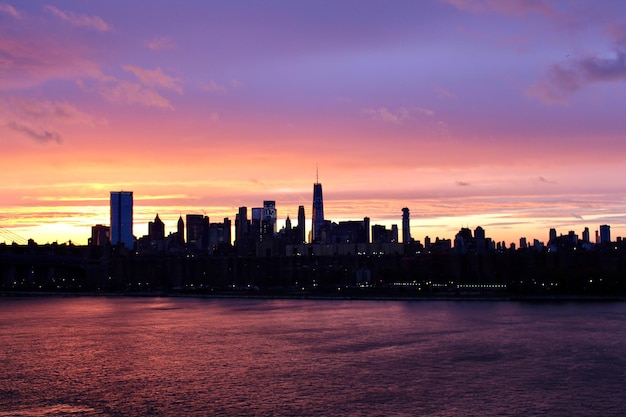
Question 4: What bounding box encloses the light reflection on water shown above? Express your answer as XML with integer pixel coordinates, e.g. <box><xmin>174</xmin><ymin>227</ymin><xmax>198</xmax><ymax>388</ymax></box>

<box><xmin>1</xmin><ymin>297</ymin><xmax>625</xmax><ymax>416</ymax></box>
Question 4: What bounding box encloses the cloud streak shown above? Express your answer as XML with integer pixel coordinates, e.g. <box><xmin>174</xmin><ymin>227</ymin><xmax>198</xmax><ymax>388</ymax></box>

<box><xmin>44</xmin><ymin>5</ymin><xmax>111</xmax><ymax>32</ymax></box>
<box><xmin>145</xmin><ymin>36</ymin><xmax>176</xmax><ymax>51</ymax></box>
<box><xmin>122</xmin><ymin>65</ymin><xmax>182</xmax><ymax>93</ymax></box>
<box><xmin>528</xmin><ymin>50</ymin><xmax>626</xmax><ymax>104</ymax></box>
<box><xmin>0</xmin><ymin>97</ymin><xmax>100</xmax><ymax>144</ymax></box>
<box><xmin>0</xmin><ymin>3</ymin><xmax>20</xmax><ymax>19</ymax></box>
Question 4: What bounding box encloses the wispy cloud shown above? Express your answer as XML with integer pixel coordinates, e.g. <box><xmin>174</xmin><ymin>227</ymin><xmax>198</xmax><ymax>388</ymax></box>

<box><xmin>122</xmin><ymin>65</ymin><xmax>182</xmax><ymax>93</ymax></box>
<box><xmin>0</xmin><ymin>3</ymin><xmax>19</xmax><ymax>19</ymax></box>
<box><xmin>456</xmin><ymin>181</ymin><xmax>471</xmax><ymax>186</ymax></box>
<box><xmin>434</xmin><ymin>85</ymin><xmax>456</xmax><ymax>100</ymax></box>
<box><xmin>78</xmin><ymin>65</ymin><xmax>182</xmax><ymax>110</ymax></box>
<box><xmin>441</xmin><ymin>0</ymin><xmax>557</xmax><ymax>18</ymax></box>
<box><xmin>363</xmin><ymin>107</ymin><xmax>410</xmax><ymax>124</ymax></box>
<box><xmin>363</xmin><ymin>106</ymin><xmax>435</xmax><ymax>124</ymax></box>
<box><xmin>44</xmin><ymin>5</ymin><xmax>111</xmax><ymax>32</ymax></box>
<box><xmin>201</xmin><ymin>80</ymin><xmax>227</xmax><ymax>93</ymax></box>
<box><xmin>0</xmin><ymin>97</ymin><xmax>101</xmax><ymax>144</ymax></box>
<box><xmin>528</xmin><ymin>50</ymin><xmax>626</xmax><ymax>104</ymax></box>
<box><xmin>79</xmin><ymin>77</ymin><xmax>174</xmax><ymax>110</ymax></box>
<box><xmin>145</xmin><ymin>36</ymin><xmax>176</xmax><ymax>51</ymax></box>
<box><xmin>7</xmin><ymin>121</ymin><xmax>62</xmax><ymax>144</ymax></box>
<box><xmin>415</xmin><ymin>106</ymin><xmax>435</xmax><ymax>116</ymax></box>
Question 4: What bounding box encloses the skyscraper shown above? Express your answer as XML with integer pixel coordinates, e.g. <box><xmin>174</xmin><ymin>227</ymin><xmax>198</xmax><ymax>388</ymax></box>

<box><xmin>297</xmin><ymin>205</ymin><xmax>306</xmax><ymax>244</ymax></box>
<box><xmin>110</xmin><ymin>191</ymin><xmax>134</xmax><ymax>248</ymax></box>
<box><xmin>402</xmin><ymin>207</ymin><xmax>411</xmax><ymax>244</ymax></box>
<box><xmin>311</xmin><ymin>174</ymin><xmax>324</xmax><ymax>243</ymax></box>
<box><xmin>600</xmin><ymin>224</ymin><xmax>611</xmax><ymax>244</ymax></box>
<box><xmin>262</xmin><ymin>200</ymin><xmax>277</xmax><ymax>236</ymax></box>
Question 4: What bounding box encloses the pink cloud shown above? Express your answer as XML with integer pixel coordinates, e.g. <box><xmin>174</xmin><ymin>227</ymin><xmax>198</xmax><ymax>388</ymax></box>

<box><xmin>79</xmin><ymin>77</ymin><xmax>174</xmax><ymax>110</ymax></box>
<box><xmin>0</xmin><ymin>97</ymin><xmax>101</xmax><ymax>144</ymax></box>
<box><xmin>434</xmin><ymin>85</ymin><xmax>456</xmax><ymax>100</ymax></box>
<box><xmin>44</xmin><ymin>5</ymin><xmax>111</xmax><ymax>32</ymax></box>
<box><xmin>145</xmin><ymin>36</ymin><xmax>176</xmax><ymax>51</ymax></box>
<box><xmin>363</xmin><ymin>107</ymin><xmax>410</xmax><ymax>124</ymax></box>
<box><xmin>0</xmin><ymin>37</ymin><xmax>99</xmax><ymax>90</ymax></box>
<box><xmin>442</xmin><ymin>0</ymin><xmax>557</xmax><ymax>18</ymax></box>
<box><xmin>122</xmin><ymin>65</ymin><xmax>182</xmax><ymax>93</ymax></box>
<box><xmin>201</xmin><ymin>80</ymin><xmax>227</xmax><ymax>93</ymax></box>
<box><xmin>0</xmin><ymin>3</ymin><xmax>19</xmax><ymax>19</ymax></box>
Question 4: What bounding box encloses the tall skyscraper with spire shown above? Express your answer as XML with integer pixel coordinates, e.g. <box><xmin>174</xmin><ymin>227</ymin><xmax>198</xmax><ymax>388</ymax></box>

<box><xmin>311</xmin><ymin>167</ymin><xmax>324</xmax><ymax>243</ymax></box>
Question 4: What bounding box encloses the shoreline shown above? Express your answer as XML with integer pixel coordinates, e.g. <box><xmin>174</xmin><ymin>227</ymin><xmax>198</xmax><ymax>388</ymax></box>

<box><xmin>2</xmin><ymin>290</ymin><xmax>624</xmax><ymax>302</ymax></box>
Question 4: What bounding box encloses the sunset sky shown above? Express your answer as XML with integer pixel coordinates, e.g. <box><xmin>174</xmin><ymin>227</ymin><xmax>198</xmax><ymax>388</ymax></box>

<box><xmin>2</xmin><ymin>0</ymin><xmax>626</xmax><ymax>245</ymax></box>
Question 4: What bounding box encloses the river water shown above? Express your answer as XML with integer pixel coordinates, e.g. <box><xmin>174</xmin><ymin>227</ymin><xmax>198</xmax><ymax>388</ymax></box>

<box><xmin>1</xmin><ymin>297</ymin><xmax>625</xmax><ymax>416</ymax></box>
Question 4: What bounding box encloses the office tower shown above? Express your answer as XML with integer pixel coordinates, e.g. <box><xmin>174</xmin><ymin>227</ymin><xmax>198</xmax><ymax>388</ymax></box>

<box><xmin>262</xmin><ymin>200</ymin><xmax>277</xmax><ymax>236</ymax></box>
<box><xmin>297</xmin><ymin>205</ymin><xmax>305</xmax><ymax>243</ymax></box>
<box><xmin>582</xmin><ymin>227</ymin><xmax>590</xmax><ymax>243</ymax></box>
<box><xmin>177</xmin><ymin>216</ymin><xmax>185</xmax><ymax>244</ymax></box>
<box><xmin>549</xmin><ymin>228</ymin><xmax>557</xmax><ymax>244</ymax></box>
<box><xmin>474</xmin><ymin>226</ymin><xmax>486</xmax><ymax>252</ymax></box>
<box><xmin>186</xmin><ymin>214</ymin><xmax>208</xmax><ymax>248</ymax></box>
<box><xmin>236</xmin><ymin>207</ymin><xmax>249</xmax><ymax>243</ymax></box>
<box><xmin>402</xmin><ymin>208</ymin><xmax>411</xmax><ymax>244</ymax></box>
<box><xmin>90</xmin><ymin>225</ymin><xmax>110</xmax><ymax>246</ymax></box>
<box><xmin>110</xmin><ymin>191</ymin><xmax>134</xmax><ymax>248</ymax></box>
<box><xmin>312</xmin><ymin>178</ymin><xmax>324</xmax><ymax>243</ymax></box>
<box><xmin>520</xmin><ymin>237</ymin><xmax>527</xmax><ymax>249</ymax></box>
<box><xmin>600</xmin><ymin>224</ymin><xmax>611</xmax><ymax>244</ymax></box>
<box><xmin>285</xmin><ymin>216</ymin><xmax>292</xmax><ymax>230</ymax></box>
<box><xmin>223</xmin><ymin>218</ymin><xmax>232</xmax><ymax>245</ymax></box>
<box><xmin>149</xmin><ymin>214</ymin><xmax>165</xmax><ymax>241</ymax></box>
<box><xmin>251</xmin><ymin>208</ymin><xmax>262</xmax><ymax>241</ymax></box>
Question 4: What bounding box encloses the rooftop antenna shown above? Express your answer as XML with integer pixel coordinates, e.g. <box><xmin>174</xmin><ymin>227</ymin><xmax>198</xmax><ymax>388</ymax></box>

<box><xmin>316</xmin><ymin>164</ymin><xmax>319</xmax><ymax>184</ymax></box>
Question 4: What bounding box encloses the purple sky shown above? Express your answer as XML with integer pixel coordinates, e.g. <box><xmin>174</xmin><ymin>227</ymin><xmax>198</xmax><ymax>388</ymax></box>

<box><xmin>1</xmin><ymin>0</ymin><xmax>626</xmax><ymax>244</ymax></box>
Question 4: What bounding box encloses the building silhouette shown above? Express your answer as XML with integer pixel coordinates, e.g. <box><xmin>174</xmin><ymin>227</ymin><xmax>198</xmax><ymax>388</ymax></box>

<box><xmin>297</xmin><ymin>205</ymin><xmax>306</xmax><ymax>244</ymax></box>
<box><xmin>402</xmin><ymin>207</ymin><xmax>411</xmax><ymax>244</ymax></box>
<box><xmin>110</xmin><ymin>191</ymin><xmax>134</xmax><ymax>248</ymax></box>
<box><xmin>600</xmin><ymin>224</ymin><xmax>611</xmax><ymax>244</ymax></box>
<box><xmin>186</xmin><ymin>214</ymin><xmax>208</xmax><ymax>249</ymax></box>
<box><xmin>149</xmin><ymin>214</ymin><xmax>165</xmax><ymax>241</ymax></box>
<box><xmin>262</xmin><ymin>200</ymin><xmax>277</xmax><ymax>237</ymax></box>
<box><xmin>312</xmin><ymin>179</ymin><xmax>324</xmax><ymax>243</ymax></box>
<box><xmin>90</xmin><ymin>224</ymin><xmax>110</xmax><ymax>246</ymax></box>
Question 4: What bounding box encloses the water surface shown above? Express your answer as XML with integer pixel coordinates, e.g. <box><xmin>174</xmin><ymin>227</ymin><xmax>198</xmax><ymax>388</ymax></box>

<box><xmin>1</xmin><ymin>297</ymin><xmax>625</xmax><ymax>416</ymax></box>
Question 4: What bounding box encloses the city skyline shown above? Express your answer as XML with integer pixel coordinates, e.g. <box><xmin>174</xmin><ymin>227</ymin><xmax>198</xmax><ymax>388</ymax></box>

<box><xmin>2</xmin><ymin>1</ymin><xmax>626</xmax><ymax>245</ymax></box>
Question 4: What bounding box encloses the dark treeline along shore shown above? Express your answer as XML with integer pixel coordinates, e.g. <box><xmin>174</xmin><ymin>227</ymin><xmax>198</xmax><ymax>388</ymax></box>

<box><xmin>1</xmin><ymin>239</ymin><xmax>626</xmax><ymax>299</ymax></box>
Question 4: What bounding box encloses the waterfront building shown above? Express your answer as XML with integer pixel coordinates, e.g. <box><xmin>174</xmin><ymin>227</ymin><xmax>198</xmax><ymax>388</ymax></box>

<box><xmin>110</xmin><ymin>191</ymin><xmax>134</xmax><ymax>248</ymax></box>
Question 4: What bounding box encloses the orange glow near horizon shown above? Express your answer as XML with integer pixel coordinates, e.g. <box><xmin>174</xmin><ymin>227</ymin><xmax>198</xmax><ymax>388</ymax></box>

<box><xmin>2</xmin><ymin>1</ymin><xmax>626</xmax><ymax>246</ymax></box>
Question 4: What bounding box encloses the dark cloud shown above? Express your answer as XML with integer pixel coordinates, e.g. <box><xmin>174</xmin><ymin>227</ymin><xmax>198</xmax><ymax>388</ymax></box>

<box><xmin>456</xmin><ymin>181</ymin><xmax>471</xmax><ymax>186</ymax></box>
<box><xmin>8</xmin><ymin>122</ymin><xmax>62</xmax><ymax>144</ymax></box>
